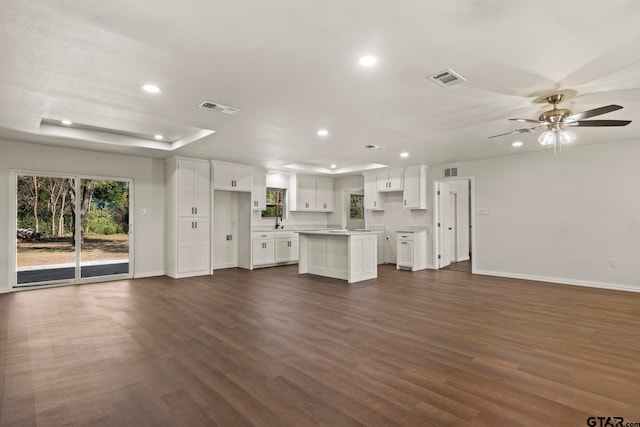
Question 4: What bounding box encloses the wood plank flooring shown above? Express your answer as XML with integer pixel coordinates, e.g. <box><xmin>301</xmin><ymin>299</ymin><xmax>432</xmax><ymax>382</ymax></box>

<box><xmin>1</xmin><ymin>265</ymin><xmax>639</xmax><ymax>426</ymax></box>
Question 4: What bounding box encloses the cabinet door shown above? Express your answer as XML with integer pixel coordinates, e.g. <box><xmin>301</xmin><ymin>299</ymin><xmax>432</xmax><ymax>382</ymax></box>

<box><xmin>212</xmin><ymin>164</ymin><xmax>235</xmax><ymax>191</ymax></box>
<box><xmin>234</xmin><ymin>166</ymin><xmax>253</xmax><ymax>192</ymax></box>
<box><xmin>191</xmin><ymin>219</ymin><xmax>210</xmax><ymax>272</ymax></box>
<box><xmin>253</xmin><ymin>239</ymin><xmax>275</xmax><ymax>266</ymax></box>
<box><xmin>296</xmin><ymin>176</ymin><xmax>317</xmax><ymax>210</ymax></box>
<box><xmin>397</xmin><ymin>240</ymin><xmax>413</xmax><ymax>268</ymax></box>
<box><xmin>177</xmin><ymin>219</ymin><xmax>194</xmax><ymax>273</ymax></box>
<box><xmin>193</xmin><ymin>162</ymin><xmax>210</xmax><ymax>216</ymax></box>
<box><xmin>289</xmin><ymin>238</ymin><xmax>299</xmax><ymax>262</ymax></box>
<box><xmin>388</xmin><ymin>169</ymin><xmax>404</xmax><ymax>191</ymax></box>
<box><xmin>364</xmin><ymin>173</ymin><xmax>381</xmax><ymax>210</ymax></box>
<box><xmin>178</xmin><ymin>162</ymin><xmax>196</xmax><ymax>217</ymax></box>
<box><xmin>316</xmin><ymin>178</ymin><xmax>334</xmax><ymax>211</ymax></box>
<box><xmin>275</xmin><ymin>239</ymin><xmax>291</xmax><ymax>263</ymax></box>
<box><xmin>376</xmin><ymin>172</ymin><xmax>389</xmax><ymax>192</ymax></box>
<box><xmin>252</xmin><ymin>170</ymin><xmax>266</xmax><ymax>210</ymax></box>
<box><xmin>403</xmin><ymin>166</ymin><xmax>420</xmax><ymax>208</ymax></box>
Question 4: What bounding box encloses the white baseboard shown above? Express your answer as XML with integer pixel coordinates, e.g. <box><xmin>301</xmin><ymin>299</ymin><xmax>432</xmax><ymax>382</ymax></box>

<box><xmin>134</xmin><ymin>271</ymin><xmax>166</xmax><ymax>279</ymax></box>
<box><xmin>214</xmin><ymin>263</ymin><xmax>238</xmax><ymax>270</ymax></box>
<box><xmin>456</xmin><ymin>256</ymin><xmax>470</xmax><ymax>262</ymax></box>
<box><xmin>474</xmin><ymin>269</ymin><xmax>640</xmax><ymax>293</ymax></box>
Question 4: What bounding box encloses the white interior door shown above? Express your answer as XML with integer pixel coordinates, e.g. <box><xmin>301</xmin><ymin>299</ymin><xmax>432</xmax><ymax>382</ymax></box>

<box><xmin>213</xmin><ymin>190</ymin><xmax>238</xmax><ymax>269</ymax></box>
<box><xmin>448</xmin><ymin>192</ymin><xmax>457</xmax><ymax>263</ymax></box>
<box><xmin>438</xmin><ymin>182</ymin><xmax>451</xmax><ymax>268</ymax></box>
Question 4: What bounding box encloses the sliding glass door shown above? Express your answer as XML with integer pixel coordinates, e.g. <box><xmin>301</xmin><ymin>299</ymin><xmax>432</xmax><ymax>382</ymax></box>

<box><xmin>14</xmin><ymin>173</ymin><xmax>132</xmax><ymax>287</ymax></box>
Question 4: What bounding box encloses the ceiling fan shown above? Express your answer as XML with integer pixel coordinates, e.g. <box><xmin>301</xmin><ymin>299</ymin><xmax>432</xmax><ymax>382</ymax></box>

<box><xmin>489</xmin><ymin>94</ymin><xmax>632</xmax><ymax>153</ymax></box>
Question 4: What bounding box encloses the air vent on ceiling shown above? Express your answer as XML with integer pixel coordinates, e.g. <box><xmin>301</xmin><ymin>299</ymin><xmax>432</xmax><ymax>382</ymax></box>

<box><xmin>427</xmin><ymin>69</ymin><xmax>467</xmax><ymax>88</ymax></box>
<box><xmin>444</xmin><ymin>167</ymin><xmax>458</xmax><ymax>177</ymax></box>
<box><xmin>198</xmin><ymin>101</ymin><xmax>240</xmax><ymax>114</ymax></box>
<box><xmin>364</xmin><ymin>144</ymin><xmax>386</xmax><ymax>150</ymax></box>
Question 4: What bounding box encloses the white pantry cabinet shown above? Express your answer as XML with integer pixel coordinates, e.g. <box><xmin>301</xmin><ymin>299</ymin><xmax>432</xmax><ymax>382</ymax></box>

<box><xmin>166</xmin><ymin>157</ymin><xmax>211</xmax><ymax>278</ymax></box>
<box><xmin>212</xmin><ymin>162</ymin><xmax>252</xmax><ymax>192</ymax></box>
<box><xmin>252</xmin><ymin>169</ymin><xmax>266</xmax><ymax>210</ymax></box>
<box><xmin>403</xmin><ymin>165</ymin><xmax>428</xmax><ymax>209</ymax></box>
<box><xmin>377</xmin><ymin>169</ymin><xmax>403</xmax><ymax>192</ymax></box>
<box><xmin>363</xmin><ymin>173</ymin><xmax>383</xmax><ymax>210</ymax></box>
<box><xmin>289</xmin><ymin>175</ymin><xmax>335</xmax><ymax>212</ymax></box>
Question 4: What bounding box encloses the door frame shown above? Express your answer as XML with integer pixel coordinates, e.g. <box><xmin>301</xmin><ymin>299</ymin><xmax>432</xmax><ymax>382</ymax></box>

<box><xmin>433</xmin><ymin>176</ymin><xmax>475</xmax><ymax>272</ymax></box>
<box><xmin>10</xmin><ymin>169</ymin><xmax>134</xmax><ymax>289</ymax></box>
<box><xmin>340</xmin><ymin>187</ymin><xmax>365</xmax><ymax>230</ymax></box>
<box><xmin>448</xmin><ymin>189</ymin><xmax>459</xmax><ymax>263</ymax></box>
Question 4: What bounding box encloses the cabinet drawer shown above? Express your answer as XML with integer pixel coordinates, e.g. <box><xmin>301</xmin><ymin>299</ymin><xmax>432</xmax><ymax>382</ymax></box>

<box><xmin>275</xmin><ymin>231</ymin><xmax>298</xmax><ymax>240</ymax></box>
<box><xmin>397</xmin><ymin>232</ymin><xmax>414</xmax><ymax>241</ymax></box>
<box><xmin>253</xmin><ymin>231</ymin><xmax>275</xmax><ymax>239</ymax></box>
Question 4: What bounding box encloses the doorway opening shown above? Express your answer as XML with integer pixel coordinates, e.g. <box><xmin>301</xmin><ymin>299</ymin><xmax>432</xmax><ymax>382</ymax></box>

<box><xmin>12</xmin><ymin>172</ymin><xmax>133</xmax><ymax>288</ymax></box>
<box><xmin>340</xmin><ymin>188</ymin><xmax>365</xmax><ymax>230</ymax></box>
<box><xmin>433</xmin><ymin>177</ymin><xmax>474</xmax><ymax>273</ymax></box>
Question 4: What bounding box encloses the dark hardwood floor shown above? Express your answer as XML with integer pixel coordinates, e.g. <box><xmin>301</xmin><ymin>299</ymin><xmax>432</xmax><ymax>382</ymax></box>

<box><xmin>1</xmin><ymin>265</ymin><xmax>639</xmax><ymax>426</ymax></box>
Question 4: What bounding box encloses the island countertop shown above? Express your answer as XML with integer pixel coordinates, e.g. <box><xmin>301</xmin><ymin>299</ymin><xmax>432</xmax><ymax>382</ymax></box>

<box><xmin>297</xmin><ymin>230</ymin><xmax>374</xmax><ymax>236</ymax></box>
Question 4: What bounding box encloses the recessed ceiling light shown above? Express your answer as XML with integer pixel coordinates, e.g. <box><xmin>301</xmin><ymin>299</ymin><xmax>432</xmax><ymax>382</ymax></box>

<box><xmin>330</xmin><ymin>164</ymin><xmax>337</xmax><ymax>169</ymax></box>
<box><xmin>142</xmin><ymin>84</ymin><xmax>161</xmax><ymax>94</ymax></box>
<box><xmin>359</xmin><ymin>56</ymin><xmax>377</xmax><ymax>67</ymax></box>
<box><xmin>400</xmin><ymin>152</ymin><xmax>409</xmax><ymax>158</ymax></box>
<box><xmin>512</xmin><ymin>141</ymin><xmax>523</xmax><ymax>147</ymax></box>
<box><xmin>317</xmin><ymin>129</ymin><xmax>329</xmax><ymax>137</ymax></box>
<box><xmin>61</xmin><ymin>119</ymin><xmax>73</xmax><ymax>126</ymax></box>
<box><xmin>154</xmin><ymin>134</ymin><xmax>163</xmax><ymax>140</ymax></box>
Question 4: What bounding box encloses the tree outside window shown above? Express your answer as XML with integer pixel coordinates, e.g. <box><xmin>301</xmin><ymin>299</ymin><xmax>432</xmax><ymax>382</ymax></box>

<box><xmin>262</xmin><ymin>187</ymin><xmax>286</xmax><ymax>218</ymax></box>
<box><xmin>350</xmin><ymin>194</ymin><xmax>364</xmax><ymax>219</ymax></box>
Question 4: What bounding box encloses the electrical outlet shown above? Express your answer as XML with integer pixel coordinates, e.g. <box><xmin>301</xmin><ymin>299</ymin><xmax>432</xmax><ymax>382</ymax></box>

<box><xmin>610</xmin><ymin>258</ymin><xmax>618</xmax><ymax>268</ymax></box>
<box><xmin>226</xmin><ymin>235</ymin><xmax>233</xmax><ymax>241</ymax></box>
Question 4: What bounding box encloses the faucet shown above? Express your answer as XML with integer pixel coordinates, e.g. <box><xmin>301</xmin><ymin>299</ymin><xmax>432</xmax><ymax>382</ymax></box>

<box><xmin>275</xmin><ymin>216</ymin><xmax>282</xmax><ymax>229</ymax></box>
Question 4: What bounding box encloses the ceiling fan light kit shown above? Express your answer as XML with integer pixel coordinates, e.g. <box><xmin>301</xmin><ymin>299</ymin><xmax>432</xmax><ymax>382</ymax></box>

<box><xmin>489</xmin><ymin>93</ymin><xmax>631</xmax><ymax>155</ymax></box>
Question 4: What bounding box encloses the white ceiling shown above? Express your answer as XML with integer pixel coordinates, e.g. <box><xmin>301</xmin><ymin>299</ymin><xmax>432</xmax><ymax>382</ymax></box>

<box><xmin>2</xmin><ymin>1</ymin><xmax>640</xmax><ymax>174</ymax></box>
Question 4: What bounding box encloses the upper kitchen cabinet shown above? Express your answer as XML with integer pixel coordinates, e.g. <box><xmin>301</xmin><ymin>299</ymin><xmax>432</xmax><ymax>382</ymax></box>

<box><xmin>171</xmin><ymin>158</ymin><xmax>210</xmax><ymax>218</ymax></box>
<box><xmin>212</xmin><ymin>161</ymin><xmax>252</xmax><ymax>192</ymax></box>
<box><xmin>315</xmin><ymin>177</ymin><xmax>334</xmax><ymax>212</ymax></box>
<box><xmin>363</xmin><ymin>173</ymin><xmax>383</xmax><ymax>210</ymax></box>
<box><xmin>377</xmin><ymin>169</ymin><xmax>403</xmax><ymax>192</ymax></box>
<box><xmin>403</xmin><ymin>165</ymin><xmax>428</xmax><ymax>209</ymax></box>
<box><xmin>289</xmin><ymin>175</ymin><xmax>334</xmax><ymax>212</ymax></box>
<box><xmin>251</xmin><ymin>169</ymin><xmax>267</xmax><ymax>210</ymax></box>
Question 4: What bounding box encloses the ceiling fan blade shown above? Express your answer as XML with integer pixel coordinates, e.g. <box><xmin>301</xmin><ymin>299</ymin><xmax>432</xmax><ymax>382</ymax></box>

<box><xmin>488</xmin><ymin>126</ymin><xmax>541</xmax><ymax>139</ymax></box>
<box><xmin>567</xmin><ymin>104</ymin><xmax>623</xmax><ymax>121</ymax></box>
<box><xmin>571</xmin><ymin>119</ymin><xmax>631</xmax><ymax>127</ymax></box>
<box><xmin>508</xmin><ymin>118</ymin><xmax>547</xmax><ymax>124</ymax></box>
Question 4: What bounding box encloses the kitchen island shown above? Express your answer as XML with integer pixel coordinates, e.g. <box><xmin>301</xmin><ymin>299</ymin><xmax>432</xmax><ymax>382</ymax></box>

<box><xmin>298</xmin><ymin>230</ymin><xmax>377</xmax><ymax>283</ymax></box>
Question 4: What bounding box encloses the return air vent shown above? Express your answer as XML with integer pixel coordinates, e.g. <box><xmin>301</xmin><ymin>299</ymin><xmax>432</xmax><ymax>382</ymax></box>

<box><xmin>427</xmin><ymin>69</ymin><xmax>467</xmax><ymax>88</ymax></box>
<box><xmin>364</xmin><ymin>144</ymin><xmax>386</xmax><ymax>150</ymax></box>
<box><xmin>198</xmin><ymin>101</ymin><xmax>240</xmax><ymax>114</ymax></box>
<box><xmin>444</xmin><ymin>167</ymin><xmax>458</xmax><ymax>177</ymax></box>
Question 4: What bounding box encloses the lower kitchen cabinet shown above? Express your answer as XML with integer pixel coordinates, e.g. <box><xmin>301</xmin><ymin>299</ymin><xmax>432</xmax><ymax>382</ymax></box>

<box><xmin>396</xmin><ymin>230</ymin><xmax>427</xmax><ymax>271</ymax></box>
<box><xmin>275</xmin><ymin>232</ymin><xmax>299</xmax><ymax>263</ymax></box>
<box><xmin>252</xmin><ymin>232</ymin><xmax>275</xmax><ymax>266</ymax></box>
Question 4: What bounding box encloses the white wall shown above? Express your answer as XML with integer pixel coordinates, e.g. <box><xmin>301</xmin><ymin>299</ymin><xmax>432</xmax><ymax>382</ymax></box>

<box><xmin>429</xmin><ymin>140</ymin><xmax>640</xmax><ymax>291</ymax></box>
<box><xmin>0</xmin><ymin>139</ymin><xmax>165</xmax><ymax>291</ymax></box>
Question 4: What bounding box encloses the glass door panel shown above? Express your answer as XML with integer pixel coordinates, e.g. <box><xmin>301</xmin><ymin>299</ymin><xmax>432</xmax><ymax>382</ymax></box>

<box><xmin>80</xmin><ymin>179</ymin><xmax>130</xmax><ymax>278</ymax></box>
<box><xmin>16</xmin><ymin>176</ymin><xmax>76</xmax><ymax>285</ymax></box>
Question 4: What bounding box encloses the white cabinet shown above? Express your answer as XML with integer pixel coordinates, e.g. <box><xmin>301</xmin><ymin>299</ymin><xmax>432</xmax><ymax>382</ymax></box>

<box><xmin>166</xmin><ymin>157</ymin><xmax>211</xmax><ymax>278</ymax></box>
<box><xmin>177</xmin><ymin>160</ymin><xmax>210</xmax><ymax>217</ymax></box>
<box><xmin>252</xmin><ymin>170</ymin><xmax>266</xmax><ymax>210</ymax></box>
<box><xmin>403</xmin><ymin>165</ymin><xmax>428</xmax><ymax>209</ymax></box>
<box><xmin>289</xmin><ymin>175</ymin><xmax>334</xmax><ymax>212</ymax></box>
<box><xmin>275</xmin><ymin>232</ymin><xmax>299</xmax><ymax>263</ymax></box>
<box><xmin>252</xmin><ymin>231</ymin><xmax>275</xmax><ymax>266</ymax></box>
<box><xmin>177</xmin><ymin>219</ymin><xmax>210</xmax><ymax>274</ymax></box>
<box><xmin>396</xmin><ymin>230</ymin><xmax>427</xmax><ymax>271</ymax></box>
<box><xmin>212</xmin><ymin>162</ymin><xmax>252</xmax><ymax>192</ymax></box>
<box><xmin>377</xmin><ymin>169</ymin><xmax>403</xmax><ymax>192</ymax></box>
<box><xmin>316</xmin><ymin>177</ymin><xmax>334</xmax><ymax>212</ymax></box>
<box><xmin>363</xmin><ymin>173</ymin><xmax>383</xmax><ymax>210</ymax></box>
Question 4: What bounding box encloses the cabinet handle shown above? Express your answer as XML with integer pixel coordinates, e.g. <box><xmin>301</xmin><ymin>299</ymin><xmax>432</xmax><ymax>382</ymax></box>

<box><xmin>324</xmin><ymin>203</ymin><xmax>327</xmax><ymax>209</ymax></box>
<box><xmin>401</xmin><ymin>242</ymin><xmax>408</xmax><ymax>245</ymax></box>
<box><xmin>195</xmin><ymin>207</ymin><xmax>198</xmax><ymax>214</ymax></box>
<box><xmin>191</xmin><ymin>207</ymin><xmax>194</xmax><ymax>214</ymax></box>
<box><xmin>404</xmin><ymin>200</ymin><xmax>406</xmax><ymax>206</ymax></box>
<box><xmin>374</xmin><ymin>201</ymin><xmax>376</xmax><ymax>207</ymax></box>
<box><xmin>195</xmin><ymin>221</ymin><xmax>198</xmax><ymax>229</ymax></box>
